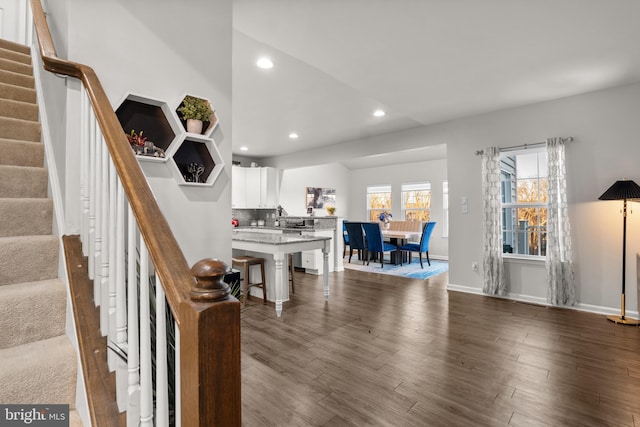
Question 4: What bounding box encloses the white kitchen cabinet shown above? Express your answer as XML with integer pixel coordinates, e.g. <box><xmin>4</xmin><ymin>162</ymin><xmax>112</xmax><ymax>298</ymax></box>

<box><xmin>260</xmin><ymin>167</ymin><xmax>280</xmax><ymax>208</ymax></box>
<box><xmin>245</xmin><ymin>167</ymin><xmax>262</xmax><ymax>207</ymax></box>
<box><xmin>232</xmin><ymin>166</ymin><xmax>280</xmax><ymax>208</ymax></box>
<box><xmin>232</xmin><ymin>166</ymin><xmax>247</xmax><ymax>208</ymax></box>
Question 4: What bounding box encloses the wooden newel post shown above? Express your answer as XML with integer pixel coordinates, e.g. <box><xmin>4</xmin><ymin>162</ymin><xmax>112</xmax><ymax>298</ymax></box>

<box><xmin>181</xmin><ymin>258</ymin><xmax>241</xmax><ymax>426</ymax></box>
<box><xmin>189</xmin><ymin>258</ymin><xmax>230</xmax><ymax>301</ymax></box>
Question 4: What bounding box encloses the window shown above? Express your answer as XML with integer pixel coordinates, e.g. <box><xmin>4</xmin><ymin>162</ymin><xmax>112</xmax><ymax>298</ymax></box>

<box><xmin>501</xmin><ymin>149</ymin><xmax>548</xmax><ymax>256</ymax></box>
<box><xmin>401</xmin><ymin>182</ymin><xmax>430</xmax><ymax>222</ymax></box>
<box><xmin>442</xmin><ymin>180</ymin><xmax>448</xmax><ymax>237</ymax></box>
<box><xmin>367</xmin><ymin>185</ymin><xmax>391</xmax><ymax>222</ymax></box>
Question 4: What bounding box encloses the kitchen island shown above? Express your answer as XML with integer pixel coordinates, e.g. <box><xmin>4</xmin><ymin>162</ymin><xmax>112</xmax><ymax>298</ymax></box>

<box><xmin>232</xmin><ymin>230</ymin><xmax>331</xmax><ymax>317</ymax></box>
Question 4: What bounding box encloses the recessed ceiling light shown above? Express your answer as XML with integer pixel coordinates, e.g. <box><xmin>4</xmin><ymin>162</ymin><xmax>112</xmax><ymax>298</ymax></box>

<box><xmin>373</xmin><ymin>109</ymin><xmax>386</xmax><ymax>117</ymax></box>
<box><xmin>240</xmin><ymin>146</ymin><xmax>248</xmax><ymax>151</ymax></box>
<box><xmin>289</xmin><ymin>132</ymin><xmax>299</xmax><ymax>139</ymax></box>
<box><xmin>256</xmin><ymin>57</ymin><xmax>274</xmax><ymax>69</ymax></box>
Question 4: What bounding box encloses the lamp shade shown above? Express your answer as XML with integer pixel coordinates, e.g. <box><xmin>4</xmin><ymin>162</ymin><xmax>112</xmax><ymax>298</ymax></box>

<box><xmin>598</xmin><ymin>180</ymin><xmax>640</xmax><ymax>201</ymax></box>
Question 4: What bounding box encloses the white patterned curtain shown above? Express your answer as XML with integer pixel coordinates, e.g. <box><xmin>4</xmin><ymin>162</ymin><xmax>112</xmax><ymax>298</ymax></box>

<box><xmin>481</xmin><ymin>147</ymin><xmax>506</xmax><ymax>295</ymax></box>
<box><xmin>546</xmin><ymin>138</ymin><xmax>576</xmax><ymax>305</ymax></box>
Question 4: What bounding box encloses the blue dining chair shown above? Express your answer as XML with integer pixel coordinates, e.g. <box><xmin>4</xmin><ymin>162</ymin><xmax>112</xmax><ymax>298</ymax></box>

<box><xmin>400</xmin><ymin>221</ymin><xmax>436</xmax><ymax>268</ymax></box>
<box><xmin>344</xmin><ymin>222</ymin><xmax>366</xmax><ymax>264</ymax></box>
<box><xmin>342</xmin><ymin>221</ymin><xmax>350</xmax><ymax>257</ymax></box>
<box><xmin>362</xmin><ymin>222</ymin><xmax>397</xmax><ymax>268</ymax></box>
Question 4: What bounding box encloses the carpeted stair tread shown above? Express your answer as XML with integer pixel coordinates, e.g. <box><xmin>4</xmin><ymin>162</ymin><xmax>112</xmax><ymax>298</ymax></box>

<box><xmin>0</xmin><ymin>81</ymin><xmax>36</xmax><ymax>103</ymax></box>
<box><xmin>0</xmin><ymin>279</ymin><xmax>65</xmax><ymax>349</ymax></box>
<box><xmin>0</xmin><ymin>235</ymin><xmax>58</xmax><ymax>286</ymax></box>
<box><xmin>0</xmin><ymin>46</ymin><xmax>31</xmax><ymax>66</ymax></box>
<box><xmin>0</xmin><ymin>56</ymin><xmax>32</xmax><ymax>76</ymax></box>
<box><xmin>0</xmin><ymin>116</ymin><xmax>41</xmax><ymax>141</ymax></box>
<box><xmin>0</xmin><ymin>98</ymin><xmax>39</xmax><ymax>121</ymax></box>
<box><xmin>0</xmin><ymin>38</ymin><xmax>30</xmax><ymax>55</ymax></box>
<box><xmin>0</xmin><ymin>198</ymin><xmax>52</xmax><ymax>237</ymax></box>
<box><xmin>0</xmin><ymin>335</ymin><xmax>76</xmax><ymax>405</ymax></box>
<box><xmin>0</xmin><ymin>165</ymin><xmax>48</xmax><ymax>198</ymax></box>
<box><xmin>0</xmin><ymin>68</ymin><xmax>34</xmax><ymax>89</ymax></box>
<box><xmin>0</xmin><ymin>138</ymin><xmax>44</xmax><ymax>166</ymax></box>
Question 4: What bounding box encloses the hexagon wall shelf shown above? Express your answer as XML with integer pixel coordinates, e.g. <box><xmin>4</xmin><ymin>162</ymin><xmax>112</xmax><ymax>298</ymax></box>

<box><xmin>169</xmin><ymin>134</ymin><xmax>224</xmax><ymax>187</ymax></box>
<box><xmin>175</xmin><ymin>94</ymin><xmax>219</xmax><ymax>137</ymax></box>
<box><xmin>115</xmin><ymin>93</ymin><xmax>182</xmax><ymax>162</ymax></box>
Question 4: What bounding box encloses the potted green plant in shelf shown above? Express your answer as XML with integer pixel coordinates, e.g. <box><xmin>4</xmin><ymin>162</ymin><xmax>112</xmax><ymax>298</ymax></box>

<box><xmin>177</xmin><ymin>95</ymin><xmax>213</xmax><ymax>134</ymax></box>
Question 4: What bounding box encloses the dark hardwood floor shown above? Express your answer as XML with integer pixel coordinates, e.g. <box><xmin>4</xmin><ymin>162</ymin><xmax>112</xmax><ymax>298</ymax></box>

<box><xmin>241</xmin><ymin>268</ymin><xmax>640</xmax><ymax>426</ymax></box>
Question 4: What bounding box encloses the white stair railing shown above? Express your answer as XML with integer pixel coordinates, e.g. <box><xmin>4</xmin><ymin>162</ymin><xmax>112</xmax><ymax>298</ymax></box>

<box><xmin>78</xmin><ymin>89</ymin><xmax>179</xmax><ymax>425</ymax></box>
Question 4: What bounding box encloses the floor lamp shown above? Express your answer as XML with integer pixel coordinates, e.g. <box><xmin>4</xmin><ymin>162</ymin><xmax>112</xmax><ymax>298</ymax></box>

<box><xmin>598</xmin><ymin>179</ymin><xmax>640</xmax><ymax>325</ymax></box>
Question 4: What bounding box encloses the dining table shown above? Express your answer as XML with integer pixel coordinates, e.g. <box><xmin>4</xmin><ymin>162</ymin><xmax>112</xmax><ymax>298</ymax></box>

<box><xmin>381</xmin><ymin>229</ymin><xmax>422</xmax><ymax>264</ymax></box>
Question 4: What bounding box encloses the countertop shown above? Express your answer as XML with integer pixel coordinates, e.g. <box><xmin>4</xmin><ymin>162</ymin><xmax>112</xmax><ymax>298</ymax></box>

<box><xmin>232</xmin><ymin>230</ymin><xmax>331</xmax><ymax>245</ymax></box>
<box><xmin>236</xmin><ymin>226</ymin><xmax>315</xmax><ymax>232</ymax></box>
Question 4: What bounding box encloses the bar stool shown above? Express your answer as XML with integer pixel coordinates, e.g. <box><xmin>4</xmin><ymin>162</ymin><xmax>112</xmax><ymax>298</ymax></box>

<box><xmin>232</xmin><ymin>255</ymin><xmax>267</xmax><ymax>305</ymax></box>
<box><xmin>288</xmin><ymin>253</ymin><xmax>295</xmax><ymax>294</ymax></box>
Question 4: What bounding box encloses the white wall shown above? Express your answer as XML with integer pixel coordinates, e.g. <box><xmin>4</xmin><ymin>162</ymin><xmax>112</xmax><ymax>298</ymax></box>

<box><xmin>268</xmin><ymin>82</ymin><xmax>640</xmax><ymax>316</ymax></box>
<box><xmin>446</xmin><ymin>82</ymin><xmax>640</xmax><ymax>316</ymax></box>
<box><xmin>348</xmin><ymin>159</ymin><xmax>449</xmax><ymax>259</ymax></box>
<box><xmin>279</xmin><ymin>163</ymin><xmax>350</xmax><ymax>217</ymax></box>
<box><xmin>61</xmin><ymin>0</ymin><xmax>233</xmax><ymax>266</ymax></box>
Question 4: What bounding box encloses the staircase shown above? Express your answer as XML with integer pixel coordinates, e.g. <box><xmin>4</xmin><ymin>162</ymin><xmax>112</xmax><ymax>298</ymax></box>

<box><xmin>0</xmin><ymin>38</ymin><xmax>81</xmax><ymax>425</ymax></box>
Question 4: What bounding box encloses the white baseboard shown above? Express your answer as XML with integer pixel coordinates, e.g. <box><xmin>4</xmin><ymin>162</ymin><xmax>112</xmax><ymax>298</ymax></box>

<box><xmin>446</xmin><ymin>283</ymin><xmax>640</xmax><ymax>319</ymax></box>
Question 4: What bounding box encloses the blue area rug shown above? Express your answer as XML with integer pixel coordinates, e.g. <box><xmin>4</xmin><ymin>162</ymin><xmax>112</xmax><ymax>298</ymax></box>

<box><xmin>343</xmin><ymin>257</ymin><xmax>448</xmax><ymax>280</ymax></box>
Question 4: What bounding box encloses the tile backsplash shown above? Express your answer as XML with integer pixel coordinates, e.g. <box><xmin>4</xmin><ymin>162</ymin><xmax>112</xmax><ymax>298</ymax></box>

<box><xmin>232</xmin><ymin>208</ymin><xmax>278</xmax><ymax>226</ymax></box>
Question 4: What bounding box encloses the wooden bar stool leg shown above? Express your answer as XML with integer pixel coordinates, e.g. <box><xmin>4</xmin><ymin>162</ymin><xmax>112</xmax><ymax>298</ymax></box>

<box><xmin>260</xmin><ymin>260</ymin><xmax>267</xmax><ymax>304</ymax></box>
<box><xmin>241</xmin><ymin>263</ymin><xmax>250</xmax><ymax>305</ymax></box>
<box><xmin>288</xmin><ymin>253</ymin><xmax>295</xmax><ymax>294</ymax></box>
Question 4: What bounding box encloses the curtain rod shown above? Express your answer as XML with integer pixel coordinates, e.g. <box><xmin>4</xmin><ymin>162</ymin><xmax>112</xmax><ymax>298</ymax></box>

<box><xmin>474</xmin><ymin>136</ymin><xmax>574</xmax><ymax>156</ymax></box>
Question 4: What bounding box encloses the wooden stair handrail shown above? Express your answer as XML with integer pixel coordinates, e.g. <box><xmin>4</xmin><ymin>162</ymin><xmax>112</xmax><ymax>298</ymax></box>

<box><xmin>29</xmin><ymin>1</ymin><xmax>241</xmax><ymax>425</ymax></box>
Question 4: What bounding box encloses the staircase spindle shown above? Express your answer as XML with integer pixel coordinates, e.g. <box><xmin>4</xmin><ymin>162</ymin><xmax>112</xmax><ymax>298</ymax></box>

<box><xmin>139</xmin><ymin>242</ymin><xmax>153</xmax><ymax>427</ymax></box>
<box><xmin>126</xmin><ymin>206</ymin><xmax>141</xmax><ymax>425</ymax></box>
<box><xmin>155</xmin><ymin>277</ymin><xmax>170</xmax><ymax>427</ymax></box>
<box><xmin>79</xmin><ymin>91</ymin><xmax>90</xmax><ymax>255</ymax></box>
<box><xmin>93</xmin><ymin>133</ymin><xmax>103</xmax><ymax>303</ymax></box>
<box><xmin>87</xmin><ymin>108</ymin><xmax>96</xmax><ymax>279</ymax></box>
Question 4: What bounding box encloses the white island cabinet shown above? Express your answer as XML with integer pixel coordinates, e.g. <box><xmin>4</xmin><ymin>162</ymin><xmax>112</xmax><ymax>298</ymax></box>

<box><xmin>232</xmin><ymin>231</ymin><xmax>331</xmax><ymax>317</ymax></box>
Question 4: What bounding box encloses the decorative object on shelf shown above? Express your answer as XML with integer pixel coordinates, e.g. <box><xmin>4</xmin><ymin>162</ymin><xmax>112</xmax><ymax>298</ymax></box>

<box><xmin>182</xmin><ymin>162</ymin><xmax>205</xmax><ymax>183</ymax></box>
<box><xmin>326</xmin><ymin>206</ymin><xmax>336</xmax><ymax>216</ymax></box>
<box><xmin>177</xmin><ymin>95</ymin><xmax>213</xmax><ymax>134</ymax></box>
<box><xmin>126</xmin><ymin>129</ymin><xmax>165</xmax><ymax>158</ymax></box>
<box><xmin>598</xmin><ymin>179</ymin><xmax>640</xmax><ymax>325</ymax></box>
<box><xmin>379</xmin><ymin>211</ymin><xmax>393</xmax><ymax>228</ymax></box>
<box><xmin>126</xmin><ymin>128</ymin><xmax>147</xmax><ymax>146</ymax></box>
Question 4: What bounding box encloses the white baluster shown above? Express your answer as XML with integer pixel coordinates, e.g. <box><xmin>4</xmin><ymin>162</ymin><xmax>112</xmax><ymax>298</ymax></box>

<box><xmin>99</xmin><ymin>153</ymin><xmax>110</xmax><ymax>317</ymax></box>
<box><xmin>139</xmin><ymin>243</ymin><xmax>153</xmax><ymax>427</ymax></box>
<box><xmin>107</xmin><ymin>176</ymin><xmax>123</xmax><ymax>370</ymax></box>
<box><xmin>155</xmin><ymin>277</ymin><xmax>169</xmax><ymax>427</ymax></box>
<box><xmin>104</xmin><ymin>161</ymin><xmax>117</xmax><ymax>337</ymax></box>
<box><xmin>79</xmin><ymin>91</ymin><xmax>89</xmax><ymax>254</ymax></box>
<box><xmin>174</xmin><ymin>323</ymin><xmax>181</xmax><ymax>427</ymax></box>
<box><xmin>126</xmin><ymin>206</ymin><xmax>141</xmax><ymax>425</ymax></box>
<box><xmin>87</xmin><ymin>110</ymin><xmax>96</xmax><ymax>279</ymax></box>
<box><xmin>114</xmin><ymin>187</ymin><xmax>128</xmax><ymax>411</ymax></box>
<box><xmin>93</xmin><ymin>133</ymin><xmax>103</xmax><ymax>304</ymax></box>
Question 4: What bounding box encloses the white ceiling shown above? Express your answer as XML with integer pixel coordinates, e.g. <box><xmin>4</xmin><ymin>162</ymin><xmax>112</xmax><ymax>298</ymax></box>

<box><xmin>232</xmin><ymin>1</ymin><xmax>640</xmax><ymax>168</ymax></box>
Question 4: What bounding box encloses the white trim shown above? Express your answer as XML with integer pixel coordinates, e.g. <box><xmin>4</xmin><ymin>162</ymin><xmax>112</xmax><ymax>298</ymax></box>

<box><xmin>31</xmin><ymin>46</ymin><xmax>65</xmax><ymax>235</ymax></box>
<box><xmin>446</xmin><ymin>283</ymin><xmax>640</xmax><ymax>319</ymax></box>
<box><xmin>32</xmin><ymin>47</ymin><xmax>91</xmax><ymax>427</ymax></box>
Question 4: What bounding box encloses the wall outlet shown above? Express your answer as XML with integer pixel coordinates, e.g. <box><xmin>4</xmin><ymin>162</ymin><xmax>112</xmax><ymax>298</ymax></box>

<box><xmin>471</xmin><ymin>261</ymin><xmax>479</xmax><ymax>271</ymax></box>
